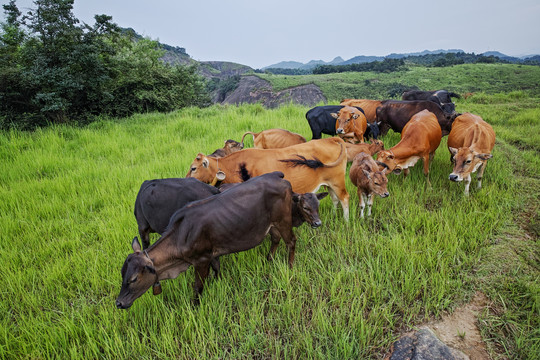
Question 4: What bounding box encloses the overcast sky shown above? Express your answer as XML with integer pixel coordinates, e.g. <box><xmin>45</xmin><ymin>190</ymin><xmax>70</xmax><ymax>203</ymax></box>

<box><xmin>4</xmin><ymin>0</ymin><xmax>540</xmax><ymax>69</ymax></box>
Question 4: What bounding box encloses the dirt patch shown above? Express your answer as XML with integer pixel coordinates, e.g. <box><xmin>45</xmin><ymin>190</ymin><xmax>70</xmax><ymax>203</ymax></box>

<box><xmin>222</xmin><ymin>75</ymin><xmax>326</xmax><ymax>108</ymax></box>
<box><xmin>428</xmin><ymin>292</ymin><xmax>491</xmax><ymax>360</ymax></box>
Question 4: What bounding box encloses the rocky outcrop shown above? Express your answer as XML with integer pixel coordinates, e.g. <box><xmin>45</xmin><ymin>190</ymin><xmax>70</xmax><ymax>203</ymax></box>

<box><xmin>222</xmin><ymin>75</ymin><xmax>326</xmax><ymax>108</ymax></box>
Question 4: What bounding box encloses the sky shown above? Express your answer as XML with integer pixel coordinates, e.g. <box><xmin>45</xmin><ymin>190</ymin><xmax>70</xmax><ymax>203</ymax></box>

<box><xmin>4</xmin><ymin>0</ymin><xmax>540</xmax><ymax>69</ymax></box>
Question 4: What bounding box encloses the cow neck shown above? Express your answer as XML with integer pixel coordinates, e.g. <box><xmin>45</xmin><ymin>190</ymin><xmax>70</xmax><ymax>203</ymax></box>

<box><xmin>145</xmin><ymin>236</ymin><xmax>184</xmax><ymax>281</ymax></box>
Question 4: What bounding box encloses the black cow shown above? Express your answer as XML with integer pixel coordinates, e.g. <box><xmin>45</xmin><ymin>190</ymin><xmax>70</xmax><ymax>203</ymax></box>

<box><xmin>376</xmin><ymin>100</ymin><xmax>458</xmax><ymax>136</ymax></box>
<box><xmin>116</xmin><ymin>172</ymin><xmax>326</xmax><ymax>308</ymax></box>
<box><xmin>402</xmin><ymin>90</ymin><xmax>460</xmax><ymax>114</ymax></box>
<box><xmin>134</xmin><ymin>177</ymin><xmax>220</xmax><ymax>249</ymax></box>
<box><xmin>306</xmin><ymin>105</ymin><xmax>380</xmax><ymax>140</ymax></box>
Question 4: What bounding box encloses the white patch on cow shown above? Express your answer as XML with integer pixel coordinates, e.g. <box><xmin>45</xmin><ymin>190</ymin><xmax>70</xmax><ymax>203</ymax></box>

<box><xmin>473</xmin><ymin>161</ymin><xmax>483</xmax><ymax>173</ymax></box>
<box><xmin>399</xmin><ymin>156</ymin><xmax>421</xmax><ymax>170</ymax></box>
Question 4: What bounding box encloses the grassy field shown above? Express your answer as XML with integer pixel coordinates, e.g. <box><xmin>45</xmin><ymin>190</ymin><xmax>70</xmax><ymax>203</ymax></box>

<box><xmin>0</xmin><ymin>92</ymin><xmax>538</xmax><ymax>359</ymax></box>
<box><xmin>258</xmin><ymin>63</ymin><xmax>540</xmax><ymax>101</ymax></box>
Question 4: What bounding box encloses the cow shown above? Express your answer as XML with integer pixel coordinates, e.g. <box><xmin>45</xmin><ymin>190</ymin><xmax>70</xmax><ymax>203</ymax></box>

<box><xmin>340</xmin><ymin>98</ymin><xmax>383</xmax><ymax>124</ymax></box>
<box><xmin>447</xmin><ymin>113</ymin><xmax>495</xmax><ymax>195</ymax></box>
<box><xmin>376</xmin><ymin>110</ymin><xmax>442</xmax><ymax>185</ymax></box>
<box><xmin>402</xmin><ymin>89</ymin><xmax>461</xmax><ymax>103</ymax></box>
<box><xmin>186</xmin><ymin>137</ymin><xmax>350</xmax><ymax>219</ymax></box>
<box><xmin>134</xmin><ymin>178</ymin><xmax>220</xmax><ymax>249</ymax></box>
<box><xmin>116</xmin><ymin>172</ymin><xmax>325</xmax><ymax>309</ymax></box>
<box><xmin>332</xmin><ymin>106</ymin><xmax>368</xmax><ymax>143</ymax></box>
<box><xmin>345</xmin><ymin>139</ymin><xmax>384</xmax><ymax>163</ymax></box>
<box><xmin>349</xmin><ymin>152</ymin><xmax>390</xmax><ymax>218</ymax></box>
<box><xmin>208</xmin><ymin>139</ymin><xmax>244</xmax><ymax>158</ymax></box>
<box><xmin>305</xmin><ymin>105</ymin><xmax>380</xmax><ymax>140</ymax></box>
<box><xmin>241</xmin><ymin>128</ymin><xmax>306</xmax><ymax>149</ymax></box>
<box><xmin>376</xmin><ymin>100</ymin><xmax>457</xmax><ymax>136</ymax></box>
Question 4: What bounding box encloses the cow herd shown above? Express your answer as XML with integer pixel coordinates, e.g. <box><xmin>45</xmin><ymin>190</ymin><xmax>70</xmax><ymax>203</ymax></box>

<box><xmin>116</xmin><ymin>89</ymin><xmax>496</xmax><ymax>309</ymax></box>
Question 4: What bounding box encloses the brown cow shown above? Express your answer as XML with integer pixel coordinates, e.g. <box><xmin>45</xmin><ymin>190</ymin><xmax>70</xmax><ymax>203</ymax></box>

<box><xmin>340</xmin><ymin>99</ymin><xmax>382</xmax><ymax>124</ymax></box>
<box><xmin>344</xmin><ymin>139</ymin><xmax>384</xmax><ymax>162</ymax></box>
<box><xmin>116</xmin><ymin>172</ymin><xmax>326</xmax><ymax>308</ymax></box>
<box><xmin>208</xmin><ymin>139</ymin><xmax>244</xmax><ymax>158</ymax></box>
<box><xmin>349</xmin><ymin>152</ymin><xmax>390</xmax><ymax>218</ymax></box>
<box><xmin>241</xmin><ymin>128</ymin><xmax>306</xmax><ymax>149</ymax></box>
<box><xmin>447</xmin><ymin>113</ymin><xmax>495</xmax><ymax>195</ymax></box>
<box><xmin>186</xmin><ymin>137</ymin><xmax>350</xmax><ymax>219</ymax></box>
<box><xmin>376</xmin><ymin>110</ymin><xmax>442</xmax><ymax>185</ymax></box>
<box><xmin>332</xmin><ymin>106</ymin><xmax>368</xmax><ymax>143</ymax></box>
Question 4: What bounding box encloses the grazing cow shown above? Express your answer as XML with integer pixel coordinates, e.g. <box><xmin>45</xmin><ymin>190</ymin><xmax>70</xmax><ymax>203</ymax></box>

<box><xmin>349</xmin><ymin>152</ymin><xmax>390</xmax><ymax>218</ymax></box>
<box><xmin>186</xmin><ymin>137</ymin><xmax>350</xmax><ymax>219</ymax></box>
<box><xmin>116</xmin><ymin>172</ymin><xmax>325</xmax><ymax>308</ymax></box>
<box><xmin>332</xmin><ymin>106</ymin><xmax>368</xmax><ymax>143</ymax></box>
<box><xmin>134</xmin><ymin>178</ymin><xmax>220</xmax><ymax>249</ymax></box>
<box><xmin>305</xmin><ymin>105</ymin><xmax>380</xmax><ymax>140</ymax></box>
<box><xmin>340</xmin><ymin>98</ymin><xmax>383</xmax><ymax>124</ymax></box>
<box><xmin>345</xmin><ymin>139</ymin><xmax>384</xmax><ymax>163</ymax></box>
<box><xmin>208</xmin><ymin>139</ymin><xmax>244</xmax><ymax>158</ymax></box>
<box><xmin>241</xmin><ymin>128</ymin><xmax>306</xmax><ymax>149</ymax></box>
<box><xmin>402</xmin><ymin>89</ymin><xmax>461</xmax><ymax>103</ymax></box>
<box><xmin>447</xmin><ymin>113</ymin><xmax>495</xmax><ymax>195</ymax></box>
<box><xmin>376</xmin><ymin>110</ymin><xmax>442</xmax><ymax>185</ymax></box>
<box><xmin>376</xmin><ymin>100</ymin><xmax>457</xmax><ymax>136</ymax></box>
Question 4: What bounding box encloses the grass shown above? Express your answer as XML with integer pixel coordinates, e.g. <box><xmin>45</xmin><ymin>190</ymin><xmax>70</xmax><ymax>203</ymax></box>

<box><xmin>0</xmin><ymin>94</ymin><xmax>538</xmax><ymax>359</ymax></box>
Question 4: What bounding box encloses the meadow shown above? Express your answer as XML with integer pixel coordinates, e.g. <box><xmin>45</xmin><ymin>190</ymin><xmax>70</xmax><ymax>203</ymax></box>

<box><xmin>0</xmin><ymin>92</ymin><xmax>539</xmax><ymax>358</ymax></box>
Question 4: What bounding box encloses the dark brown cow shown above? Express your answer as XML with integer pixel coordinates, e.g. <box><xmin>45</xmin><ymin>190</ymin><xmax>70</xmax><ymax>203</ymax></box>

<box><xmin>376</xmin><ymin>100</ymin><xmax>457</xmax><ymax>136</ymax></box>
<box><xmin>447</xmin><ymin>113</ymin><xmax>495</xmax><ymax>195</ymax></box>
<box><xmin>241</xmin><ymin>128</ymin><xmax>306</xmax><ymax>149</ymax></box>
<box><xmin>116</xmin><ymin>172</ymin><xmax>325</xmax><ymax>308</ymax></box>
<box><xmin>349</xmin><ymin>152</ymin><xmax>390</xmax><ymax>218</ymax></box>
<box><xmin>344</xmin><ymin>139</ymin><xmax>384</xmax><ymax>162</ymax></box>
<box><xmin>208</xmin><ymin>139</ymin><xmax>243</xmax><ymax>158</ymax></box>
<box><xmin>332</xmin><ymin>106</ymin><xmax>368</xmax><ymax>143</ymax></box>
<box><xmin>376</xmin><ymin>110</ymin><xmax>442</xmax><ymax>185</ymax></box>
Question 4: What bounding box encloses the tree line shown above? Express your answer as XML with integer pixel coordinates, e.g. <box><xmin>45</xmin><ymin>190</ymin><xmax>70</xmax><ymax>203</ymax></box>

<box><xmin>0</xmin><ymin>0</ymin><xmax>210</xmax><ymax>130</ymax></box>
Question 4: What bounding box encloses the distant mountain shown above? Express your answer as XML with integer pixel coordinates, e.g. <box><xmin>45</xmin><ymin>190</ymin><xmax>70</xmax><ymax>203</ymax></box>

<box><xmin>262</xmin><ymin>49</ymin><xmax>540</xmax><ymax>70</ymax></box>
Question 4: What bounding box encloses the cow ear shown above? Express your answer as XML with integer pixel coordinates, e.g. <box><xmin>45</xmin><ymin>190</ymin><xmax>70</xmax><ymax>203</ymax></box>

<box><xmin>317</xmin><ymin>192</ymin><xmax>329</xmax><ymax>200</ymax></box>
<box><xmin>292</xmin><ymin>193</ymin><xmax>300</xmax><ymax>203</ymax></box>
<box><xmin>330</xmin><ymin>113</ymin><xmax>338</xmax><ymax>119</ymax></box>
<box><xmin>475</xmin><ymin>153</ymin><xmax>493</xmax><ymax>160</ymax></box>
<box><xmin>448</xmin><ymin>147</ymin><xmax>458</xmax><ymax>156</ymax></box>
<box><xmin>132</xmin><ymin>237</ymin><xmax>142</xmax><ymax>253</ymax></box>
<box><xmin>353</xmin><ymin>114</ymin><xmax>359</xmax><ymax>119</ymax></box>
<box><xmin>202</xmin><ymin>157</ymin><xmax>209</xmax><ymax>168</ymax></box>
<box><xmin>362</xmin><ymin>169</ymin><xmax>371</xmax><ymax>179</ymax></box>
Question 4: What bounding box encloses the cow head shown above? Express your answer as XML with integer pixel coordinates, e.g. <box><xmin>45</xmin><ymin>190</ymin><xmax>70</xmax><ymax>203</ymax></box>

<box><xmin>292</xmin><ymin>192</ymin><xmax>328</xmax><ymax>228</ymax></box>
<box><xmin>332</xmin><ymin>106</ymin><xmax>362</xmax><ymax>134</ymax></box>
<box><xmin>365</xmin><ymin>121</ymin><xmax>382</xmax><ymax>139</ymax></box>
<box><xmin>448</xmin><ymin>147</ymin><xmax>492</xmax><ymax>182</ymax></box>
<box><xmin>116</xmin><ymin>237</ymin><xmax>158</xmax><ymax>309</ymax></box>
<box><xmin>376</xmin><ymin>150</ymin><xmax>399</xmax><ymax>173</ymax></box>
<box><xmin>362</xmin><ymin>168</ymin><xmax>390</xmax><ymax>198</ymax></box>
<box><xmin>186</xmin><ymin>153</ymin><xmax>215</xmax><ymax>183</ymax></box>
<box><xmin>223</xmin><ymin>139</ymin><xmax>243</xmax><ymax>154</ymax></box>
<box><xmin>370</xmin><ymin>138</ymin><xmax>385</xmax><ymax>154</ymax></box>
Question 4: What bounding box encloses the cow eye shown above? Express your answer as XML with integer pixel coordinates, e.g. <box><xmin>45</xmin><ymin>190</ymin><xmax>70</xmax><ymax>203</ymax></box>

<box><xmin>465</xmin><ymin>160</ymin><xmax>472</xmax><ymax>164</ymax></box>
<box><xmin>130</xmin><ymin>276</ymin><xmax>138</xmax><ymax>284</ymax></box>
<box><xmin>191</xmin><ymin>167</ymin><xmax>197</xmax><ymax>172</ymax></box>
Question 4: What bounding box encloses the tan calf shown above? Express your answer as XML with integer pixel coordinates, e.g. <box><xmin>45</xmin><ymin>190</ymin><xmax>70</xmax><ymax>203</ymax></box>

<box><xmin>349</xmin><ymin>152</ymin><xmax>390</xmax><ymax>218</ymax></box>
<box><xmin>376</xmin><ymin>110</ymin><xmax>442</xmax><ymax>185</ymax></box>
<box><xmin>447</xmin><ymin>113</ymin><xmax>495</xmax><ymax>195</ymax></box>
<box><xmin>332</xmin><ymin>106</ymin><xmax>368</xmax><ymax>143</ymax></box>
<box><xmin>345</xmin><ymin>139</ymin><xmax>384</xmax><ymax>162</ymax></box>
<box><xmin>340</xmin><ymin>99</ymin><xmax>383</xmax><ymax>124</ymax></box>
<box><xmin>241</xmin><ymin>128</ymin><xmax>306</xmax><ymax>149</ymax></box>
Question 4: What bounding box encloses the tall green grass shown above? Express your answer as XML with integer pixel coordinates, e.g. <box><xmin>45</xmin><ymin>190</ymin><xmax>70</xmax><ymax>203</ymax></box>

<box><xmin>0</xmin><ymin>98</ymin><xmax>538</xmax><ymax>359</ymax></box>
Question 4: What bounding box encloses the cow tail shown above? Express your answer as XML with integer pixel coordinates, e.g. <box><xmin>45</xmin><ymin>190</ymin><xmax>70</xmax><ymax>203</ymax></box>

<box><xmin>240</xmin><ymin>131</ymin><xmax>256</xmax><ymax>147</ymax></box>
<box><xmin>323</xmin><ymin>142</ymin><xmax>346</xmax><ymax>168</ymax></box>
<box><xmin>448</xmin><ymin>92</ymin><xmax>461</xmax><ymax>99</ymax></box>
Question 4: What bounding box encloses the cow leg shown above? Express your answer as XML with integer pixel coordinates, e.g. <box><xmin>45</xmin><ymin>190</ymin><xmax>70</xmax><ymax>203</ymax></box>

<box><xmin>267</xmin><ymin>227</ymin><xmax>282</xmax><ymax>261</ymax></box>
<box><xmin>138</xmin><ymin>225</ymin><xmax>151</xmax><ymax>249</ymax></box>
<box><xmin>463</xmin><ymin>174</ymin><xmax>472</xmax><ymax>196</ymax></box>
<box><xmin>210</xmin><ymin>257</ymin><xmax>220</xmax><ymax>278</ymax></box>
<box><xmin>367</xmin><ymin>193</ymin><xmax>374</xmax><ymax>216</ymax></box>
<box><xmin>328</xmin><ymin>188</ymin><xmax>340</xmax><ymax>209</ymax></box>
<box><xmin>329</xmin><ymin>181</ymin><xmax>350</xmax><ymax>221</ymax></box>
<box><xmin>423</xmin><ymin>154</ymin><xmax>431</xmax><ymax>187</ymax></box>
<box><xmin>193</xmin><ymin>261</ymin><xmax>211</xmax><ymax>305</ymax></box>
<box><xmin>403</xmin><ymin>168</ymin><xmax>410</xmax><ymax>178</ymax></box>
<box><xmin>359</xmin><ymin>191</ymin><xmax>366</xmax><ymax>218</ymax></box>
<box><xmin>476</xmin><ymin>161</ymin><xmax>487</xmax><ymax>190</ymax></box>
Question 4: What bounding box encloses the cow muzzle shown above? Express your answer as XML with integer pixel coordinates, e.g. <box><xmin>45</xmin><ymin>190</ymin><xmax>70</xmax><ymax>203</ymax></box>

<box><xmin>311</xmin><ymin>220</ymin><xmax>322</xmax><ymax>229</ymax></box>
<box><xmin>336</xmin><ymin>128</ymin><xmax>345</xmax><ymax>134</ymax></box>
<box><xmin>449</xmin><ymin>174</ymin><xmax>461</xmax><ymax>182</ymax></box>
<box><xmin>116</xmin><ymin>299</ymin><xmax>132</xmax><ymax>310</ymax></box>
<box><xmin>380</xmin><ymin>192</ymin><xmax>390</xmax><ymax>198</ymax></box>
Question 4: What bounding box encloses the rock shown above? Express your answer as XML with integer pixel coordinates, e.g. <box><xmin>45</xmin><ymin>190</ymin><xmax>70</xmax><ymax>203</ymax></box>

<box><xmin>388</xmin><ymin>328</ymin><xmax>469</xmax><ymax>360</ymax></box>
